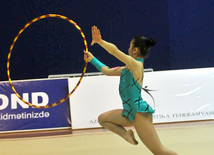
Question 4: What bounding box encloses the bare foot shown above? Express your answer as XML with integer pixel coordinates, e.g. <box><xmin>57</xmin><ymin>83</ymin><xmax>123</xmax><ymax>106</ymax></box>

<box><xmin>124</xmin><ymin>130</ymin><xmax>138</xmax><ymax>145</ymax></box>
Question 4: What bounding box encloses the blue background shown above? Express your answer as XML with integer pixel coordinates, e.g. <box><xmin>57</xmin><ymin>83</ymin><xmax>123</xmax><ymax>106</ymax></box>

<box><xmin>0</xmin><ymin>0</ymin><xmax>214</xmax><ymax>81</ymax></box>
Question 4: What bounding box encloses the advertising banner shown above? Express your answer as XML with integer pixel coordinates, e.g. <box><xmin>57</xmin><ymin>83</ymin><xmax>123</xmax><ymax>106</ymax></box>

<box><xmin>69</xmin><ymin>76</ymin><xmax>122</xmax><ymax>129</ymax></box>
<box><xmin>69</xmin><ymin>68</ymin><xmax>214</xmax><ymax>129</ymax></box>
<box><xmin>0</xmin><ymin>79</ymin><xmax>71</xmax><ymax>133</ymax></box>
<box><xmin>143</xmin><ymin>68</ymin><xmax>214</xmax><ymax>123</ymax></box>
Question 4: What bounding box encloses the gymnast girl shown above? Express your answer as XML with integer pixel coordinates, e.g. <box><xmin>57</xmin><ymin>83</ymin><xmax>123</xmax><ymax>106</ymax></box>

<box><xmin>84</xmin><ymin>26</ymin><xmax>177</xmax><ymax>155</ymax></box>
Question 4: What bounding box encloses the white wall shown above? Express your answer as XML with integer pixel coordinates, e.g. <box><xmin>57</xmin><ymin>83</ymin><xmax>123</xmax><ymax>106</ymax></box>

<box><xmin>69</xmin><ymin>68</ymin><xmax>214</xmax><ymax>129</ymax></box>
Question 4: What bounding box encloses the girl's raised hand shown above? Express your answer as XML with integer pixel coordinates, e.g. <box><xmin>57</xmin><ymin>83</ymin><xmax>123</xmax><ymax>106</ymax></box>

<box><xmin>91</xmin><ymin>25</ymin><xmax>102</xmax><ymax>46</ymax></box>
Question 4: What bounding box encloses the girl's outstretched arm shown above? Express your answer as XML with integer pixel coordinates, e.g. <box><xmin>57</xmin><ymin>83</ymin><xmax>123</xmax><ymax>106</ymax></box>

<box><xmin>84</xmin><ymin>50</ymin><xmax>124</xmax><ymax>76</ymax></box>
<box><xmin>91</xmin><ymin>26</ymin><xmax>137</xmax><ymax>70</ymax></box>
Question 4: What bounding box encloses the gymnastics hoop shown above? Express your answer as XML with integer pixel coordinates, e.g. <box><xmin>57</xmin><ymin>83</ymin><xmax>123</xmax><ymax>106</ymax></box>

<box><xmin>7</xmin><ymin>14</ymin><xmax>88</xmax><ymax>108</ymax></box>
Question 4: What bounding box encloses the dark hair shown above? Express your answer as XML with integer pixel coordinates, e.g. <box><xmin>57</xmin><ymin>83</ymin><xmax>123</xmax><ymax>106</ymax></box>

<box><xmin>132</xmin><ymin>36</ymin><xmax>156</xmax><ymax>57</ymax></box>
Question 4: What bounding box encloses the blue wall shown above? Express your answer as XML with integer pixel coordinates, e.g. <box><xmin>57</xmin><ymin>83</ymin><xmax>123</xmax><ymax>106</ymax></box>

<box><xmin>168</xmin><ymin>0</ymin><xmax>214</xmax><ymax>69</ymax></box>
<box><xmin>0</xmin><ymin>0</ymin><xmax>213</xmax><ymax>81</ymax></box>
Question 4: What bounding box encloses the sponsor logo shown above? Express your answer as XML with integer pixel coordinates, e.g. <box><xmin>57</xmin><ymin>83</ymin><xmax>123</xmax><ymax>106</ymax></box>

<box><xmin>0</xmin><ymin>92</ymin><xmax>49</xmax><ymax>110</ymax></box>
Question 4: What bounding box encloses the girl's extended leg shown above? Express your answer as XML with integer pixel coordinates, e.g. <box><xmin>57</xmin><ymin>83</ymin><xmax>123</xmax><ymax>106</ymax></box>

<box><xmin>133</xmin><ymin>112</ymin><xmax>177</xmax><ymax>155</ymax></box>
<box><xmin>98</xmin><ymin>109</ymin><xmax>138</xmax><ymax>145</ymax></box>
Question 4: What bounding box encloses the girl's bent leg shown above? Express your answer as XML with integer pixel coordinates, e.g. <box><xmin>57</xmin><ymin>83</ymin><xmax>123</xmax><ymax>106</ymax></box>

<box><xmin>98</xmin><ymin>109</ymin><xmax>138</xmax><ymax>145</ymax></box>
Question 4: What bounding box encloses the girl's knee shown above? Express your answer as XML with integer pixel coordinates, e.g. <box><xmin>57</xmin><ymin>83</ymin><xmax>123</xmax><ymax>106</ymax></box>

<box><xmin>98</xmin><ymin>113</ymin><xmax>106</xmax><ymax>126</ymax></box>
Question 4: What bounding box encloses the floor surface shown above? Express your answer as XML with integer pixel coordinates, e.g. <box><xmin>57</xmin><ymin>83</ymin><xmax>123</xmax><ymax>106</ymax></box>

<box><xmin>0</xmin><ymin>121</ymin><xmax>213</xmax><ymax>155</ymax></box>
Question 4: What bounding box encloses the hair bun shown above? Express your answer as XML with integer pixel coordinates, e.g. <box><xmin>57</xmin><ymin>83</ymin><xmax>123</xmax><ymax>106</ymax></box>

<box><xmin>145</xmin><ymin>37</ymin><xmax>156</xmax><ymax>47</ymax></box>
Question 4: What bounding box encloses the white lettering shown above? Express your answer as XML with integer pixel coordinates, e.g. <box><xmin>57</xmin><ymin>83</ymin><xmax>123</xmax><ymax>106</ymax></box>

<box><xmin>0</xmin><ymin>94</ymin><xmax>9</xmax><ymax>110</ymax></box>
<box><xmin>11</xmin><ymin>93</ymin><xmax>29</xmax><ymax>109</ymax></box>
<box><xmin>0</xmin><ymin>92</ymin><xmax>49</xmax><ymax>110</ymax></box>
<box><xmin>0</xmin><ymin>111</ymin><xmax>50</xmax><ymax>120</ymax></box>
<box><xmin>32</xmin><ymin>92</ymin><xmax>49</xmax><ymax>106</ymax></box>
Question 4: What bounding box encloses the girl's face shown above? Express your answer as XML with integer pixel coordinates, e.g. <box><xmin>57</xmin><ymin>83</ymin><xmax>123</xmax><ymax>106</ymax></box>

<box><xmin>128</xmin><ymin>40</ymin><xmax>134</xmax><ymax>56</ymax></box>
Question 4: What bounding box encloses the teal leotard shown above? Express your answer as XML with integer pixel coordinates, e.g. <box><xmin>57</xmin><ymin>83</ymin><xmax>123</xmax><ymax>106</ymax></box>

<box><xmin>120</xmin><ymin>58</ymin><xmax>155</xmax><ymax>122</ymax></box>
